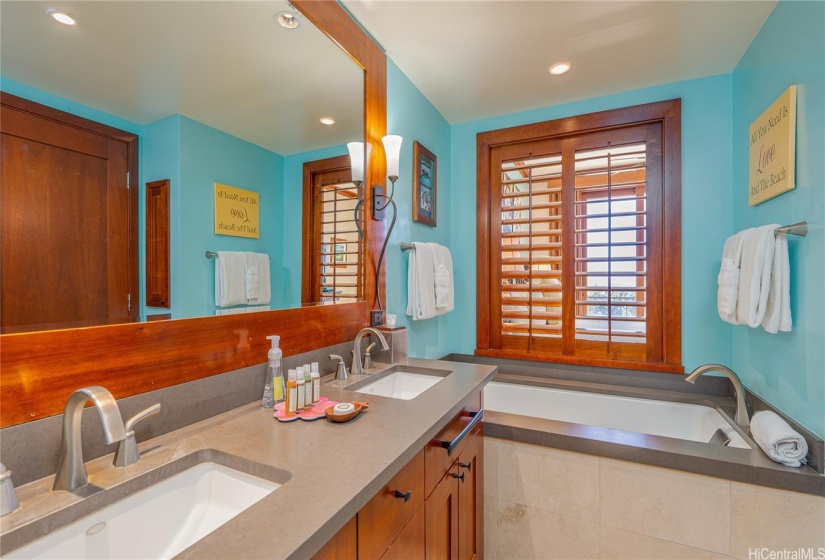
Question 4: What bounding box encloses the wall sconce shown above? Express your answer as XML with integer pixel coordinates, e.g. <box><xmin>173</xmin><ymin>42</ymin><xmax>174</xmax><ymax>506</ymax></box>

<box><xmin>347</xmin><ymin>135</ymin><xmax>403</xmax><ymax>323</ymax></box>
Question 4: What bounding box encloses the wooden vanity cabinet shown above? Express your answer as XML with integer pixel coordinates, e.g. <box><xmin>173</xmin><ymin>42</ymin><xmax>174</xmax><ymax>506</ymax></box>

<box><xmin>314</xmin><ymin>391</ymin><xmax>484</xmax><ymax>559</ymax></box>
<box><xmin>425</xmin><ymin>427</ymin><xmax>482</xmax><ymax>560</ymax></box>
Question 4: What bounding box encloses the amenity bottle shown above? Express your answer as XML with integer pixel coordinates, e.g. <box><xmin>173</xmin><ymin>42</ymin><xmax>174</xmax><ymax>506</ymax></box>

<box><xmin>310</xmin><ymin>362</ymin><xmax>320</xmax><ymax>405</ymax></box>
<box><xmin>285</xmin><ymin>369</ymin><xmax>298</xmax><ymax>417</ymax></box>
<box><xmin>261</xmin><ymin>335</ymin><xmax>284</xmax><ymax>408</ymax></box>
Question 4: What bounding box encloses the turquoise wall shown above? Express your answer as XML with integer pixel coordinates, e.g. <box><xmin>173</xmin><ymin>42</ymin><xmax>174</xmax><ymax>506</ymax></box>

<box><xmin>731</xmin><ymin>0</ymin><xmax>825</xmax><ymax>437</ymax></box>
<box><xmin>177</xmin><ymin>116</ymin><xmax>284</xmax><ymax>317</ymax></box>
<box><xmin>447</xmin><ymin>75</ymin><xmax>736</xmax><ymax>370</ymax></box>
<box><xmin>385</xmin><ymin>60</ymin><xmax>453</xmax><ymax>359</ymax></box>
<box><xmin>142</xmin><ymin>115</ymin><xmax>182</xmax><ymax>318</ymax></box>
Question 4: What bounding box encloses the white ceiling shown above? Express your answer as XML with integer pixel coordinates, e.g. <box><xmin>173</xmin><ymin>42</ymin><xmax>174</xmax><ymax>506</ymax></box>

<box><xmin>0</xmin><ymin>1</ymin><xmax>363</xmax><ymax>155</ymax></box>
<box><xmin>343</xmin><ymin>0</ymin><xmax>777</xmax><ymax>124</ymax></box>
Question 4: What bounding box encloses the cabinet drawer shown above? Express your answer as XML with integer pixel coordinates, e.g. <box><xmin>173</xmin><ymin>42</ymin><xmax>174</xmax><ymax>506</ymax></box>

<box><xmin>425</xmin><ymin>391</ymin><xmax>482</xmax><ymax>498</ymax></box>
<box><xmin>358</xmin><ymin>449</ymin><xmax>425</xmax><ymax>560</ymax></box>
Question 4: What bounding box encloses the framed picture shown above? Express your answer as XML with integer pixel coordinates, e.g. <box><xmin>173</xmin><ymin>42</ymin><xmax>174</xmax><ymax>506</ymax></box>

<box><xmin>413</xmin><ymin>141</ymin><xmax>437</xmax><ymax>226</ymax></box>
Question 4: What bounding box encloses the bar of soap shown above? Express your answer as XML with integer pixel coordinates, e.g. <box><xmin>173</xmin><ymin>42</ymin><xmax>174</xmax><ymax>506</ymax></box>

<box><xmin>334</xmin><ymin>403</ymin><xmax>355</xmax><ymax>415</ymax></box>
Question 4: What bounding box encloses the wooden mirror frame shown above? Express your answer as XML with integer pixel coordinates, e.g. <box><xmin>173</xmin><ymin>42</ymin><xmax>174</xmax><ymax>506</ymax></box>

<box><xmin>0</xmin><ymin>0</ymin><xmax>386</xmax><ymax>428</ymax></box>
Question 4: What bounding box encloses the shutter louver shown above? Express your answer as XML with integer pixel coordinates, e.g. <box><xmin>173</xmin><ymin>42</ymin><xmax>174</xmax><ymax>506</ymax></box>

<box><xmin>319</xmin><ymin>182</ymin><xmax>362</xmax><ymax>304</ymax></box>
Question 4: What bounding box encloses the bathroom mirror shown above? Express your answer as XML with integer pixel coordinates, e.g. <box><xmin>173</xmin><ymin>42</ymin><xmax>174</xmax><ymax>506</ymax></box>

<box><xmin>0</xmin><ymin>0</ymin><xmax>364</xmax><ymax>333</ymax></box>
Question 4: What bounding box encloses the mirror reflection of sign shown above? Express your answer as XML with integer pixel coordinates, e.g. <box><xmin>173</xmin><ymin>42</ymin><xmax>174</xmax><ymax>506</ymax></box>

<box><xmin>214</xmin><ymin>183</ymin><xmax>260</xmax><ymax>239</ymax></box>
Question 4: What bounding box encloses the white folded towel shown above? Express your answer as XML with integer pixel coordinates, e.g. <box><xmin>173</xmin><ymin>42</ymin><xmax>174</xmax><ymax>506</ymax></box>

<box><xmin>718</xmin><ymin>230</ymin><xmax>746</xmax><ymax>324</ymax></box>
<box><xmin>406</xmin><ymin>242</ymin><xmax>437</xmax><ymax>320</ymax></box>
<box><xmin>761</xmin><ymin>233</ymin><xmax>792</xmax><ymax>334</ymax></box>
<box><xmin>737</xmin><ymin>225</ymin><xmax>778</xmax><ymax>328</ymax></box>
<box><xmin>243</xmin><ymin>252</ymin><xmax>260</xmax><ymax>302</ymax></box>
<box><xmin>252</xmin><ymin>253</ymin><xmax>271</xmax><ymax>305</ymax></box>
<box><xmin>430</xmin><ymin>242</ymin><xmax>454</xmax><ymax>314</ymax></box>
<box><xmin>750</xmin><ymin>410</ymin><xmax>808</xmax><ymax>468</ymax></box>
<box><xmin>215</xmin><ymin>251</ymin><xmax>247</xmax><ymax>307</ymax></box>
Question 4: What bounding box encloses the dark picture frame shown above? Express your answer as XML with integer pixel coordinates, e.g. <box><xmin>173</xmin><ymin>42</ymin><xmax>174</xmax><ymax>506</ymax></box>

<box><xmin>412</xmin><ymin>141</ymin><xmax>437</xmax><ymax>226</ymax></box>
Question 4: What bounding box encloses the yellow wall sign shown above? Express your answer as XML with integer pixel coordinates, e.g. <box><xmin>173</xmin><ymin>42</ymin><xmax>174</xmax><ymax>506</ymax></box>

<box><xmin>748</xmin><ymin>85</ymin><xmax>796</xmax><ymax>206</ymax></box>
<box><xmin>214</xmin><ymin>183</ymin><xmax>259</xmax><ymax>238</ymax></box>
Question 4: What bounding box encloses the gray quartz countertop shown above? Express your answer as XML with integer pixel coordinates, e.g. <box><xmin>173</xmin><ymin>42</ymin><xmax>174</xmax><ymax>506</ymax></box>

<box><xmin>0</xmin><ymin>358</ymin><xmax>497</xmax><ymax>559</ymax></box>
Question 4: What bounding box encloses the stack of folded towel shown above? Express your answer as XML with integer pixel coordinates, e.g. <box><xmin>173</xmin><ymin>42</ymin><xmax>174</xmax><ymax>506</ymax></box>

<box><xmin>750</xmin><ymin>410</ymin><xmax>808</xmax><ymax>468</ymax></box>
<box><xmin>717</xmin><ymin>224</ymin><xmax>791</xmax><ymax>333</ymax></box>
<box><xmin>215</xmin><ymin>251</ymin><xmax>271</xmax><ymax>307</ymax></box>
<box><xmin>406</xmin><ymin>242</ymin><xmax>454</xmax><ymax>321</ymax></box>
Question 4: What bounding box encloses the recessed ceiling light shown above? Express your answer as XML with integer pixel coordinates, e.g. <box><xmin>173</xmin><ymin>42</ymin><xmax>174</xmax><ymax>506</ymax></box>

<box><xmin>549</xmin><ymin>62</ymin><xmax>571</xmax><ymax>76</ymax></box>
<box><xmin>48</xmin><ymin>9</ymin><xmax>77</xmax><ymax>26</ymax></box>
<box><xmin>320</xmin><ymin>117</ymin><xmax>335</xmax><ymax>126</ymax></box>
<box><xmin>274</xmin><ymin>11</ymin><xmax>300</xmax><ymax>29</ymax></box>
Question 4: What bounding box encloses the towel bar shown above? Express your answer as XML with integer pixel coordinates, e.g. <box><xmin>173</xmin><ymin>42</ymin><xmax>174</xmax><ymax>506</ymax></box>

<box><xmin>775</xmin><ymin>221</ymin><xmax>807</xmax><ymax>236</ymax></box>
<box><xmin>205</xmin><ymin>251</ymin><xmax>218</xmax><ymax>258</ymax></box>
<box><xmin>400</xmin><ymin>242</ymin><xmax>415</xmax><ymax>252</ymax></box>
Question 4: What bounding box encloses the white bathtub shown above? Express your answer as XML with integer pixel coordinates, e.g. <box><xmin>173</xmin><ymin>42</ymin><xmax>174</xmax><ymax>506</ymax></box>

<box><xmin>484</xmin><ymin>381</ymin><xmax>751</xmax><ymax>449</ymax></box>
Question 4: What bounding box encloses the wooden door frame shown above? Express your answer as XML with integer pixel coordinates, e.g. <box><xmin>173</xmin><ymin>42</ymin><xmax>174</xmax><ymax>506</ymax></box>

<box><xmin>0</xmin><ymin>91</ymin><xmax>139</xmax><ymax>325</ymax></box>
<box><xmin>301</xmin><ymin>154</ymin><xmax>354</xmax><ymax>304</ymax></box>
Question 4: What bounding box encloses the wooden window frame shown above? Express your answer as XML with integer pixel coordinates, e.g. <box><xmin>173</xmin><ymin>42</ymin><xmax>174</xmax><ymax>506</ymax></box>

<box><xmin>476</xmin><ymin>100</ymin><xmax>682</xmax><ymax>373</ymax></box>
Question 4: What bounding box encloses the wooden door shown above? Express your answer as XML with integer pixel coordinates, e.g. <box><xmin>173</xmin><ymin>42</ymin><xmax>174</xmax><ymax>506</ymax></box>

<box><xmin>301</xmin><ymin>155</ymin><xmax>363</xmax><ymax>305</ymax></box>
<box><xmin>458</xmin><ymin>431</ymin><xmax>483</xmax><ymax>560</ymax></box>
<box><xmin>0</xmin><ymin>93</ymin><xmax>138</xmax><ymax>333</ymax></box>
<box><xmin>426</xmin><ymin>466</ymin><xmax>459</xmax><ymax>560</ymax></box>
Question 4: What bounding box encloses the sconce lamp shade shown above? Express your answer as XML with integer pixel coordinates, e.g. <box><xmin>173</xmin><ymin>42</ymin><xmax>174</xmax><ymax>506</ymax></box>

<box><xmin>347</xmin><ymin>141</ymin><xmax>364</xmax><ymax>184</ymax></box>
<box><xmin>382</xmin><ymin>135</ymin><xmax>403</xmax><ymax>179</ymax></box>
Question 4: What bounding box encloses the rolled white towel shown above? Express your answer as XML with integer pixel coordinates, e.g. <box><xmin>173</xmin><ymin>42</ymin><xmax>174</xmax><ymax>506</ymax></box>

<box><xmin>750</xmin><ymin>410</ymin><xmax>808</xmax><ymax>468</ymax></box>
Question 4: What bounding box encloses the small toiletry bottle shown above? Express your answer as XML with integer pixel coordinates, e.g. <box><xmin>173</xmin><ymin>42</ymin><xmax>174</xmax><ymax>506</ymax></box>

<box><xmin>296</xmin><ymin>366</ymin><xmax>306</xmax><ymax>411</ymax></box>
<box><xmin>285</xmin><ymin>369</ymin><xmax>297</xmax><ymax>416</ymax></box>
<box><xmin>303</xmin><ymin>364</ymin><xmax>312</xmax><ymax>409</ymax></box>
<box><xmin>310</xmin><ymin>362</ymin><xmax>320</xmax><ymax>405</ymax></box>
<box><xmin>262</xmin><ymin>335</ymin><xmax>284</xmax><ymax>408</ymax></box>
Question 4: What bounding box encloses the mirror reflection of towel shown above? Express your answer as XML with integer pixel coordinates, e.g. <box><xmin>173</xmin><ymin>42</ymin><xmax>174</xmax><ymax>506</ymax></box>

<box><xmin>215</xmin><ymin>251</ymin><xmax>247</xmax><ymax>307</ymax></box>
<box><xmin>431</xmin><ymin>243</ymin><xmax>454</xmax><ymax>313</ymax></box>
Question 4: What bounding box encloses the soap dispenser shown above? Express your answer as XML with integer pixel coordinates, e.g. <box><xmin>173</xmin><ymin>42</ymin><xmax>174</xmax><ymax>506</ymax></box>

<box><xmin>262</xmin><ymin>335</ymin><xmax>284</xmax><ymax>408</ymax></box>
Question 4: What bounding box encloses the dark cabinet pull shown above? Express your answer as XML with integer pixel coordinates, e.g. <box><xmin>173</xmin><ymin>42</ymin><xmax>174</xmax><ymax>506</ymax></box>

<box><xmin>436</xmin><ymin>410</ymin><xmax>484</xmax><ymax>456</ymax></box>
<box><xmin>393</xmin><ymin>490</ymin><xmax>412</xmax><ymax>503</ymax></box>
<box><xmin>459</xmin><ymin>461</ymin><xmax>472</xmax><ymax>472</ymax></box>
<box><xmin>451</xmin><ymin>472</ymin><xmax>465</xmax><ymax>483</ymax></box>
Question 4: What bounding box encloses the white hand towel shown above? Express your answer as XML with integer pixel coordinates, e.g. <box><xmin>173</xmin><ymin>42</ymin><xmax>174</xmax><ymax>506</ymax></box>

<box><xmin>430</xmin><ymin>242</ymin><xmax>454</xmax><ymax>314</ymax></box>
<box><xmin>406</xmin><ymin>242</ymin><xmax>437</xmax><ymax>320</ymax></box>
<box><xmin>750</xmin><ymin>410</ymin><xmax>808</xmax><ymax>468</ymax></box>
<box><xmin>243</xmin><ymin>252</ymin><xmax>259</xmax><ymax>302</ymax></box>
<box><xmin>736</xmin><ymin>225</ymin><xmax>778</xmax><ymax>327</ymax></box>
<box><xmin>215</xmin><ymin>251</ymin><xmax>247</xmax><ymax>307</ymax></box>
<box><xmin>761</xmin><ymin>232</ymin><xmax>792</xmax><ymax>334</ymax></box>
<box><xmin>253</xmin><ymin>253</ymin><xmax>271</xmax><ymax>305</ymax></box>
<box><xmin>718</xmin><ymin>230</ymin><xmax>746</xmax><ymax>324</ymax></box>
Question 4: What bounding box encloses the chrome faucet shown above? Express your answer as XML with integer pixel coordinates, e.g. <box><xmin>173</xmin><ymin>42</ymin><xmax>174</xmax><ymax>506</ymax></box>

<box><xmin>53</xmin><ymin>387</ymin><xmax>127</xmax><ymax>492</ymax></box>
<box><xmin>330</xmin><ymin>354</ymin><xmax>349</xmax><ymax>381</ymax></box>
<box><xmin>114</xmin><ymin>404</ymin><xmax>161</xmax><ymax>468</ymax></box>
<box><xmin>685</xmin><ymin>364</ymin><xmax>750</xmax><ymax>428</ymax></box>
<box><xmin>351</xmin><ymin>327</ymin><xmax>389</xmax><ymax>375</ymax></box>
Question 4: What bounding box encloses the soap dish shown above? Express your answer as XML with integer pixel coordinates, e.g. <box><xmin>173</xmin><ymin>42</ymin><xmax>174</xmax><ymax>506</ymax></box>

<box><xmin>325</xmin><ymin>401</ymin><xmax>368</xmax><ymax>423</ymax></box>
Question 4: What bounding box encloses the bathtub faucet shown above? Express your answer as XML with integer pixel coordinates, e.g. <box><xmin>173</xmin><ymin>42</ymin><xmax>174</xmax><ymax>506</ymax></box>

<box><xmin>685</xmin><ymin>364</ymin><xmax>749</xmax><ymax>428</ymax></box>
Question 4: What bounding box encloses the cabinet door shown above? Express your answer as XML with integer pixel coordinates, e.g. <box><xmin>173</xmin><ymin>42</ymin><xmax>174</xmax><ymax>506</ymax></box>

<box><xmin>458</xmin><ymin>430</ymin><xmax>483</xmax><ymax>560</ymax></box>
<box><xmin>425</xmin><ymin>467</ymin><xmax>459</xmax><ymax>560</ymax></box>
<box><xmin>312</xmin><ymin>516</ymin><xmax>357</xmax><ymax>560</ymax></box>
<box><xmin>358</xmin><ymin>449</ymin><xmax>425</xmax><ymax>560</ymax></box>
<box><xmin>381</xmin><ymin>504</ymin><xmax>425</xmax><ymax>560</ymax></box>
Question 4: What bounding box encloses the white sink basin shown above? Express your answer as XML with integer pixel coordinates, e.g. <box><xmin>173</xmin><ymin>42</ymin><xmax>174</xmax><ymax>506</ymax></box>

<box><xmin>353</xmin><ymin>371</ymin><xmax>444</xmax><ymax>400</ymax></box>
<box><xmin>7</xmin><ymin>462</ymin><xmax>280</xmax><ymax>560</ymax></box>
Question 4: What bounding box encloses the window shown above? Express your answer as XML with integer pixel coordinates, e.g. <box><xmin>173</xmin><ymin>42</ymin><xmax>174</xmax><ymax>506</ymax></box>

<box><xmin>302</xmin><ymin>156</ymin><xmax>364</xmax><ymax>305</ymax></box>
<box><xmin>477</xmin><ymin>100</ymin><xmax>682</xmax><ymax>372</ymax></box>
